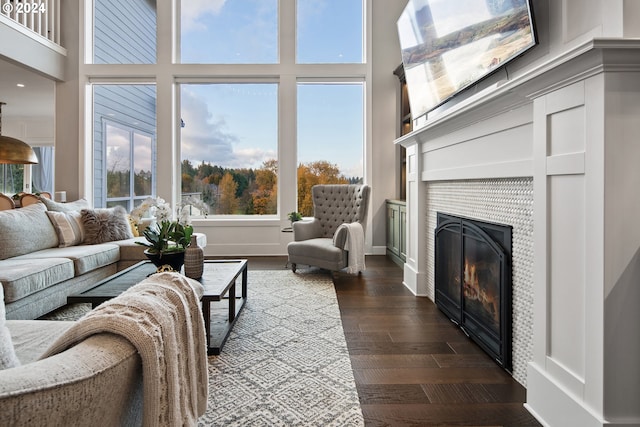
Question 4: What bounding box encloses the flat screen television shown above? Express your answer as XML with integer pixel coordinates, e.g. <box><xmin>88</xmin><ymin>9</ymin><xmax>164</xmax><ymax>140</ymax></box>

<box><xmin>397</xmin><ymin>0</ymin><xmax>537</xmax><ymax>121</ymax></box>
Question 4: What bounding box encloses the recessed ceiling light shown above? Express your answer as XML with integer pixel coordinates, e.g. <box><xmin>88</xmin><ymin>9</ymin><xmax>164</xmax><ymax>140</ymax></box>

<box><xmin>16</xmin><ymin>83</ymin><xmax>25</xmax><ymax>88</ymax></box>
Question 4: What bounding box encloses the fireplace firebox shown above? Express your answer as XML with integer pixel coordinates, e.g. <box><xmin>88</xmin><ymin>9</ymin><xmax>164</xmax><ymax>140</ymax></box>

<box><xmin>434</xmin><ymin>212</ymin><xmax>512</xmax><ymax>371</ymax></box>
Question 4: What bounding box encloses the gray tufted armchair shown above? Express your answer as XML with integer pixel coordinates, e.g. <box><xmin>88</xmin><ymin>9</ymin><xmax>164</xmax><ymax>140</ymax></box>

<box><xmin>287</xmin><ymin>184</ymin><xmax>370</xmax><ymax>272</ymax></box>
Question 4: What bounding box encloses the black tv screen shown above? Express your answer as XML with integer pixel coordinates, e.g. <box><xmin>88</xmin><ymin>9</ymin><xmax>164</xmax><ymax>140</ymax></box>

<box><xmin>397</xmin><ymin>0</ymin><xmax>537</xmax><ymax>120</ymax></box>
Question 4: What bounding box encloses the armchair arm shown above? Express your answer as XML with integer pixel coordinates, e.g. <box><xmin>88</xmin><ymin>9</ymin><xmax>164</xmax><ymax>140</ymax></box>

<box><xmin>0</xmin><ymin>334</ymin><xmax>143</xmax><ymax>426</ymax></box>
<box><xmin>292</xmin><ymin>219</ymin><xmax>322</xmax><ymax>241</ymax></box>
<box><xmin>332</xmin><ymin>224</ymin><xmax>348</xmax><ymax>249</ymax></box>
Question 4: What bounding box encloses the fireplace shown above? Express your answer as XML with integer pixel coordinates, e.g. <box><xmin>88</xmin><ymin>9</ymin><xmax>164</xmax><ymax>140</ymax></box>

<box><xmin>435</xmin><ymin>212</ymin><xmax>512</xmax><ymax>371</ymax></box>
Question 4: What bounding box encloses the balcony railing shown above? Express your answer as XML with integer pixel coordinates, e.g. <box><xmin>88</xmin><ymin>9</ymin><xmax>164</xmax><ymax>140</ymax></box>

<box><xmin>0</xmin><ymin>0</ymin><xmax>60</xmax><ymax>46</ymax></box>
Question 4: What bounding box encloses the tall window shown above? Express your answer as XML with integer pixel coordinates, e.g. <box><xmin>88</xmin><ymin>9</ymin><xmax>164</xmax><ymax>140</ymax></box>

<box><xmin>0</xmin><ymin>147</ymin><xmax>54</xmax><ymax>196</ymax></box>
<box><xmin>86</xmin><ymin>0</ymin><xmax>367</xmax><ymax>222</ymax></box>
<box><xmin>103</xmin><ymin>123</ymin><xmax>154</xmax><ymax>209</ymax></box>
<box><xmin>180</xmin><ymin>0</ymin><xmax>277</xmax><ymax>64</ymax></box>
<box><xmin>0</xmin><ymin>165</ymin><xmax>24</xmax><ymax>195</ymax></box>
<box><xmin>297</xmin><ymin>83</ymin><xmax>364</xmax><ymax>216</ymax></box>
<box><xmin>297</xmin><ymin>0</ymin><xmax>364</xmax><ymax>63</ymax></box>
<box><xmin>180</xmin><ymin>84</ymin><xmax>278</xmax><ymax>215</ymax></box>
<box><xmin>93</xmin><ymin>84</ymin><xmax>156</xmax><ymax>209</ymax></box>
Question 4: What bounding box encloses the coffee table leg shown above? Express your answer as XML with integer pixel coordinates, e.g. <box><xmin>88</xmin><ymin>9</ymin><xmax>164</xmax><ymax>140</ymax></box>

<box><xmin>229</xmin><ymin>282</ymin><xmax>236</xmax><ymax>322</ymax></box>
<box><xmin>242</xmin><ymin>266</ymin><xmax>248</xmax><ymax>298</ymax></box>
<box><xmin>202</xmin><ymin>300</ymin><xmax>211</xmax><ymax>349</ymax></box>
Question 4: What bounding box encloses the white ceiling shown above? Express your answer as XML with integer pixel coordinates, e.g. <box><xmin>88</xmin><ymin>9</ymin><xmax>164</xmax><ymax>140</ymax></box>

<box><xmin>0</xmin><ymin>58</ymin><xmax>55</xmax><ymax>119</ymax></box>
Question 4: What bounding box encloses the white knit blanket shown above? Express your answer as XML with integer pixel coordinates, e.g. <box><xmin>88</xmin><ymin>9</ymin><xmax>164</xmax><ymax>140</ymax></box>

<box><xmin>41</xmin><ymin>272</ymin><xmax>209</xmax><ymax>427</ymax></box>
<box><xmin>340</xmin><ymin>222</ymin><xmax>366</xmax><ymax>274</ymax></box>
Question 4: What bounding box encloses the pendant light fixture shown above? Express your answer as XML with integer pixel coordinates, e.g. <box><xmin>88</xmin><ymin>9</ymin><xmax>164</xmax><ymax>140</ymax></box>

<box><xmin>0</xmin><ymin>102</ymin><xmax>38</xmax><ymax>164</ymax></box>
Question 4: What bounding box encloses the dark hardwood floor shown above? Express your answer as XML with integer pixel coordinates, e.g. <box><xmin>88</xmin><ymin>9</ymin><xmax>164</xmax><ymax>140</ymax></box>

<box><xmin>243</xmin><ymin>255</ymin><xmax>540</xmax><ymax>426</ymax></box>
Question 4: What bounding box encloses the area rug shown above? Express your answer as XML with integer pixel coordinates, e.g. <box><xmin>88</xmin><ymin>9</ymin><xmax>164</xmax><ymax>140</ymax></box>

<box><xmin>198</xmin><ymin>270</ymin><xmax>364</xmax><ymax>426</ymax></box>
<box><xmin>42</xmin><ymin>270</ymin><xmax>364</xmax><ymax>426</ymax></box>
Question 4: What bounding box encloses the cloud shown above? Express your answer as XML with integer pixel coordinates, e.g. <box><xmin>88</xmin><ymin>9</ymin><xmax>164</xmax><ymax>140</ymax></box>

<box><xmin>231</xmin><ymin>147</ymin><xmax>277</xmax><ymax>169</ymax></box>
<box><xmin>181</xmin><ymin>0</ymin><xmax>226</xmax><ymax>32</ymax></box>
<box><xmin>180</xmin><ymin>88</ymin><xmax>275</xmax><ymax>169</ymax></box>
<box><xmin>180</xmin><ymin>89</ymin><xmax>237</xmax><ymax>165</ymax></box>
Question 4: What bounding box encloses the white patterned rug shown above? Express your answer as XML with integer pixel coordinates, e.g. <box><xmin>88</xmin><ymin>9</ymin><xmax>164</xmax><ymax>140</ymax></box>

<box><xmin>42</xmin><ymin>270</ymin><xmax>364</xmax><ymax>426</ymax></box>
<box><xmin>198</xmin><ymin>270</ymin><xmax>364</xmax><ymax>426</ymax></box>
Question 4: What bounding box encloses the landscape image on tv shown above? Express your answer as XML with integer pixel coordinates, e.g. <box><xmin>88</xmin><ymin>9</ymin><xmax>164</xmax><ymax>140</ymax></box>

<box><xmin>397</xmin><ymin>0</ymin><xmax>536</xmax><ymax>120</ymax></box>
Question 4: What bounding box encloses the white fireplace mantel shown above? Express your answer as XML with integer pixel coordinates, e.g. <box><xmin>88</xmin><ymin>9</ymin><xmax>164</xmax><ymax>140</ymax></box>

<box><xmin>396</xmin><ymin>39</ymin><xmax>640</xmax><ymax>426</ymax></box>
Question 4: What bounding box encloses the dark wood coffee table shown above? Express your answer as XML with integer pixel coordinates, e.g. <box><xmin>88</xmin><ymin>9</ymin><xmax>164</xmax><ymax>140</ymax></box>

<box><xmin>68</xmin><ymin>259</ymin><xmax>248</xmax><ymax>355</ymax></box>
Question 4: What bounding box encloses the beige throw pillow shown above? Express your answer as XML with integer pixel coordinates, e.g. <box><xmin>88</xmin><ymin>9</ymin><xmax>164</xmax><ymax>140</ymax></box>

<box><xmin>0</xmin><ymin>203</ymin><xmax>59</xmax><ymax>260</ymax></box>
<box><xmin>81</xmin><ymin>206</ymin><xmax>134</xmax><ymax>244</ymax></box>
<box><xmin>46</xmin><ymin>210</ymin><xmax>85</xmax><ymax>247</ymax></box>
<box><xmin>40</xmin><ymin>197</ymin><xmax>89</xmax><ymax>213</ymax></box>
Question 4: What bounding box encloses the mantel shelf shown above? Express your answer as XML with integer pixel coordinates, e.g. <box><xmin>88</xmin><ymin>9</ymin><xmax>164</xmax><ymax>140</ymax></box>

<box><xmin>396</xmin><ymin>38</ymin><xmax>640</xmax><ymax>149</ymax></box>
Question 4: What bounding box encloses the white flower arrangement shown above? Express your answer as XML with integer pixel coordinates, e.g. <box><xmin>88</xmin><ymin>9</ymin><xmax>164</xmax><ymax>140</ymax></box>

<box><xmin>176</xmin><ymin>196</ymin><xmax>209</xmax><ymax>226</ymax></box>
<box><xmin>130</xmin><ymin>195</ymin><xmax>209</xmax><ymax>227</ymax></box>
<box><xmin>130</xmin><ymin>197</ymin><xmax>172</xmax><ymax>225</ymax></box>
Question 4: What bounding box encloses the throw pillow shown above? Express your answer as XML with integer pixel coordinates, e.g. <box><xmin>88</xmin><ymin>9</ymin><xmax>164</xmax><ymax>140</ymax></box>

<box><xmin>0</xmin><ymin>287</ymin><xmax>20</xmax><ymax>370</ymax></box>
<box><xmin>127</xmin><ymin>214</ymin><xmax>140</xmax><ymax>237</ymax></box>
<box><xmin>46</xmin><ymin>210</ymin><xmax>85</xmax><ymax>247</ymax></box>
<box><xmin>0</xmin><ymin>203</ymin><xmax>59</xmax><ymax>260</ymax></box>
<box><xmin>81</xmin><ymin>206</ymin><xmax>134</xmax><ymax>244</ymax></box>
<box><xmin>40</xmin><ymin>197</ymin><xmax>89</xmax><ymax>213</ymax></box>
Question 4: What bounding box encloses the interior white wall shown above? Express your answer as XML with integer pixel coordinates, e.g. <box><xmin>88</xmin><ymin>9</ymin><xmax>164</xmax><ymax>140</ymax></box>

<box><xmin>2</xmin><ymin>117</ymin><xmax>54</xmax><ymax>146</ymax></box>
<box><xmin>370</xmin><ymin>0</ymin><xmax>408</xmax><ymax>253</ymax></box>
<box><xmin>54</xmin><ymin>0</ymin><xmax>82</xmax><ymax>201</ymax></box>
<box><xmin>602</xmin><ymin>72</ymin><xmax>640</xmax><ymax>421</ymax></box>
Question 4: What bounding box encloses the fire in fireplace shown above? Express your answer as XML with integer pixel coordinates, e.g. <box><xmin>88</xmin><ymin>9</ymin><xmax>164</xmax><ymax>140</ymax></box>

<box><xmin>434</xmin><ymin>212</ymin><xmax>512</xmax><ymax>371</ymax></box>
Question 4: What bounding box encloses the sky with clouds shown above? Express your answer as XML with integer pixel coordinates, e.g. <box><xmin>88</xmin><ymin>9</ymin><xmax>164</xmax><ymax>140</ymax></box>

<box><xmin>178</xmin><ymin>0</ymin><xmax>364</xmax><ymax>180</ymax></box>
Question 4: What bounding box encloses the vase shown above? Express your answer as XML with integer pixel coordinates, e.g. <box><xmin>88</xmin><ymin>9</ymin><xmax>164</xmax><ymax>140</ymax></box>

<box><xmin>184</xmin><ymin>235</ymin><xmax>204</xmax><ymax>279</ymax></box>
<box><xmin>144</xmin><ymin>249</ymin><xmax>185</xmax><ymax>273</ymax></box>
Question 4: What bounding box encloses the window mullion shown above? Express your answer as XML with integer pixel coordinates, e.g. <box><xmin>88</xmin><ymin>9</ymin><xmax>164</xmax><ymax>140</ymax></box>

<box><xmin>280</xmin><ymin>0</ymin><xmax>296</xmax><ymax>66</ymax></box>
<box><xmin>129</xmin><ymin>130</ymin><xmax>135</xmax><ymax>209</ymax></box>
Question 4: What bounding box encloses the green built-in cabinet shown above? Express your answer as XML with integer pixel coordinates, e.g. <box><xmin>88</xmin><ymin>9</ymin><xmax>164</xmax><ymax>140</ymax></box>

<box><xmin>386</xmin><ymin>199</ymin><xmax>406</xmax><ymax>267</ymax></box>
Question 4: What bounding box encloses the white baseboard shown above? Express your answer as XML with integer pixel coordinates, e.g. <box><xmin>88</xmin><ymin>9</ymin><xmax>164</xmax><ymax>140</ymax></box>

<box><xmin>526</xmin><ymin>363</ymin><xmax>605</xmax><ymax>427</ymax></box>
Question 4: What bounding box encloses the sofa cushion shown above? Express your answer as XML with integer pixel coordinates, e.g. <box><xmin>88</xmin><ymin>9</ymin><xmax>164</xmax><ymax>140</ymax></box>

<box><xmin>13</xmin><ymin>244</ymin><xmax>120</xmax><ymax>276</ymax></box>
<box><xmin>46</xmin><ymin>210</ymin><xmax>85</xmax><ymax>247</ymax></box>
<box><xmin>7</xmin><ymin>320</ymin><xmax>74</xmax><ymax>365</ymax></box>
<box><xmin>0</xmin><ymin>287</ymin><xmax>20</xmax><ymax>370</ymax></box>
<box><xmin>0</xmin><ymin>203</ymin><xmax>59</xmax><ymax>260</ymax></box>
<box><xmin>0</xmin><ymin>258</ymin><xmax>75</xmax><ymax>303</ymax></box>
<box><xmin>81</xmin><ymin>206</ymin><xmax>134</xmax><ymax>244</ymax></box>
<box><xmin>112</xmin><ymin>237</ymin><xmax>149</xmax><ymax>262</ymax></box>
<box><xmin>40</xmin><ymin>197</ymin><xmax>90</xmax><ymax>213</ymax></box>
<box><xmin>287</xmin><ymin>237</ymin><xmax>344</xmax><ymax>263</ymax></box>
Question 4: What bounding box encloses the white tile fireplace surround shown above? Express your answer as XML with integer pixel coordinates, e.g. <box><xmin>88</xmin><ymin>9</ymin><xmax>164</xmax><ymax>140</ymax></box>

<box><xmin>396</xmin><ymin>40</ymin><xmax>640</xmax><ymax>427</ymax></box>
<box><xmin>426</xmin><ymin>178</ymin><xmax>534</xmax><ymax>386</ymax></box>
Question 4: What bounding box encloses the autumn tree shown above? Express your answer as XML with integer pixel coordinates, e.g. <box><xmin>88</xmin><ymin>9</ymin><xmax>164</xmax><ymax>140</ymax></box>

<box><xmin>297</xmin><ymin>160</ymin><xmax>348</xmax><ymax>216</ymax></box>
<box><xmin>252</xmin><ymin>159</ymin><xmax>278</xmax><ymax>214</ymax></box>
<box><xmin>218</xmin><ymin>172</ymin><xmax>238</xmax><ymax>214</ymax></box>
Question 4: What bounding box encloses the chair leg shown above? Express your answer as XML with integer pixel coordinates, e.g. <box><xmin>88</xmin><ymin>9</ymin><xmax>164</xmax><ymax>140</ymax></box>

<box><xmin>291</xmin><ymin>263</ymin><xmax>297</xmax><ymax>273</ymax></box>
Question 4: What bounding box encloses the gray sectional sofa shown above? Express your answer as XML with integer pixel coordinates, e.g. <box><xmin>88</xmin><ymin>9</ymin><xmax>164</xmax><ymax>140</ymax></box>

<box><xmin>0</xmin><ymin>201</ymin><xmax>206</xmax><ymax>320</ymax></box>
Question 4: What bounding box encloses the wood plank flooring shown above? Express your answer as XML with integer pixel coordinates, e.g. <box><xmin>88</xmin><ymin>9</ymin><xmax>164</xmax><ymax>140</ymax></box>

<box><xmin>242</xmin><ymin>255</ymin><xmax>541</xmax><ymax>426</ymax></box>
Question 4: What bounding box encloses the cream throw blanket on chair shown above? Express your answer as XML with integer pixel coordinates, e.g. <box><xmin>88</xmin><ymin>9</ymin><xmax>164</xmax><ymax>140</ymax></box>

<box><xmin>41</xmin><ymin>272</ymin><xmax>209</xmax><ymax>427</ymax></box>
<box><xmin>339</xmin><ymin>222</ymin><xmax>366</xmax><ymax>274</ymax></box>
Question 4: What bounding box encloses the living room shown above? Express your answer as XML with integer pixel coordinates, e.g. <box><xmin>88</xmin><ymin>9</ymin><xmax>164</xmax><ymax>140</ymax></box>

<box><xmin>1</xmin><ymin>0</ymin><xmax>640</xmax><ymax>426</ymax></box>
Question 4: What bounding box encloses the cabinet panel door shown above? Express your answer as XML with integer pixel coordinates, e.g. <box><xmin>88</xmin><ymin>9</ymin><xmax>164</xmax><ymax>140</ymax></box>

<box><xmin>399</xmin><ymin>204</ymin><xmax>407</xmax><ymax>261</ymax></box>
